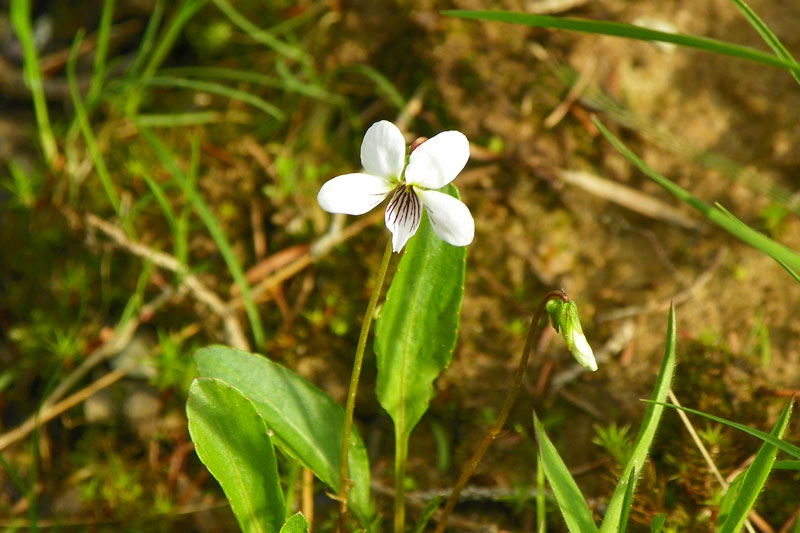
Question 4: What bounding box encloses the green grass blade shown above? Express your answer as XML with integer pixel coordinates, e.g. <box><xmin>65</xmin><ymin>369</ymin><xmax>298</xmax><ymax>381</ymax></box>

<box><xmin>158</xmin><ymin>66</ymin><xmax>344</xmax><ymax>103</ymax></box>
<box><xmin>618</xmin><ymin>469</ymin><xmax>636</xmax><ymax>533</ymax></box>
<box><xmin>411</xmin><ymin>496</ymin><xmax>443</xmax><ymax>533</ymax></box>
<box><xmin>68</xmin><ymin>31</ymin><xmax>122</xmax><ymax>216</ymax></box>
<box><xmin>533</xmin><ymin>413</ymin><xmax>598</xmax><ymax>533</ymax></box>
<box><xmin>337</xmin><ymin>64</ymin><xmax>407</xmax><ymax>110</ymax></box>
<box><xmin>136</xmin><ymin>166</ymin><xmax>181</xmax><ymax>261</ymax></box>
<box><xmin>715</xmin><ymin>204</ymin><xmax>800</xmax><ymax>283</ymax></box>
<box><xmin>720</xmin><ymin>399</ymin><xmax>793</xmax><ymax>533</ymax></box>
<box><xmin>442</xmin><ymin>11</ymin><xmax>800</xmax><ymax>74</ymax></box>
<box><xmin>646</xmin><ymin>401</ymin><xmax>800</xmax><ymax>459</ymax></box>
<box><xmin>87</xmin><ymin>0</ymin><xmax>115</xmax><ymax>103</ymax></box>
<box><xmin>593</xmin><ymin>118</ymin><xmax>800</xmax><ymax>281</ymax></box>
<box><xmin>537</xmin><ymin>447</ymin><xmax>547</xmax><ymax>533</ymax></box>
<box><xmin>126</xmin><ymin>0</ymin><xmax>208</xmax><ymax>114</ymax></box>
<box><xmin>134</xmin><ymin>122</ymin><xmax>265</xmax><ymax>347</ymax></box>
<box><xmin>127</xmin><ymin>0</ymin><xmax>165</xmax><ymax>77</ymax></box>
<box><xmin>9</xmin><ymin>0</ymin><xmax>58</xmax><ymax>166</ymax></box>
<box><xmin>138</xmin><ymin>77</ymin><xmax>285</xmax><ymax>119</ymax></box>
<box><xmin>599</xmin><ymin>305</ymin><xmax>676</xmax><ymax>532</ymax></box>
<box><xmin>729</xmin><ymin>0</ymin><xmax>800</xmax><ymax>86</ymax></box>
<box><xmin>136</xmin><ymin>111</ymin><xmax>235</xmax><ymax>127</ymax></box>
<box><xmin>209</xmin><ymin>0</ymin><xmax>310</xmax><ymax>65</ymax></box>
<box><xmin>773</xmin><ymin>460</ymin><xmax>800</xmax><ymax>471</ymax></box>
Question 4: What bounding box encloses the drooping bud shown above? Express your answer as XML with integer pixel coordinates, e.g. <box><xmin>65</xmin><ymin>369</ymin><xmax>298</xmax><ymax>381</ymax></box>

<box><xmin>547</xmin><ymin>299</ymin><xmax>597</xmax><ymax>371</ymax></box>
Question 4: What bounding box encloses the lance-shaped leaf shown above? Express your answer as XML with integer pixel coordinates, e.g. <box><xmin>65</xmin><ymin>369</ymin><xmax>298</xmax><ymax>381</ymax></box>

<box><xmin>187</xmin><ymin>378</ymin><xmax>285</xmax><ymax>533</ymax></box>
<box><xmin>374</xmin><ymin>184</ymin><xmax>466</xmax><ymax>443</ymax></box>
<box><xmin>194</xmin><ymin>346</ymin><xmax>373</xmax><ymax>524</ymax></box>
<box><xmin>719</xmin><ymin>398</ymin><xmax>793</xmax><ymax>533</ymax></box>
<box><xmin>599</xmin><ymin>305</ymin><xmax>676</xmax><ymax>532</ymax></box>
<box><xmin>533</xmin><ymin>413</ymin><xmax>598</xmax><ymax>533</ymax></box>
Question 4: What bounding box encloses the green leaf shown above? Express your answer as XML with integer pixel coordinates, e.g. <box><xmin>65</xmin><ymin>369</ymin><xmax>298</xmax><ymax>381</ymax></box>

<box><xmin>411</xmin><ymin>496</ymin><xmax>443</xmax><ymax>533</ymax></box>
<box><xmin>717</xmin><ymin>472</ymin><xmax>745</xmax><ymax>528</ymax></box>
<box><xmin>441</xmin><ymin>11</ymin><xmax>800</xmax><ymax>74</ymax></box>
<box><xmin>187</xmin><ymin>378</ymin><xmax>285</xmax><ymax>533</ymax></box>
<box><xmin>645</xmin><ymin>401</ymin><xmax>800</xmax><ymax>460</ymax></box>
<box><xmin>600</xmin><ymin>305</ymin><xmax>676</xmax><ymax>532</ymax></box>
<box><xmin>617</xmin><ymin>469</ymin><xmax>636</xmax><ymax>533</ymax></box>
<box><xmin>650</xmin><ymin>514</ymin><xmax>666</xmax><ymax>533</ymax></box>
<box><xmin>600</xmin><ymin>306</ymin><xmax>676</xmax><ymax>533</ymax></box>
<box><xmin>193</xmin><ymin>346</ymin><xmax>373</xmax><ymax>524</ymax></box>
<box><xmin>773</xmin><ymin>460</ymin><xmax>800</xmax><ymax>471</ymax></box>
<box><xmin>719</xmin><ymin>399</ymin><xmax>793</xmax><ymax>533</ymax></box>
<box><xmin>533</xmin><ymin>414</ymin><xmax>598</xmax><ymax>533</ymax></box>
<box><xmin>279</xmin><ymin>512</ymin><xmax>309</xmax><ymax>533</ymax></box>
<box><xmin>593</xmin><ymin>119</ymin><xmax>800</xmax><ymax>282</ymax></box>
<box><xmin>374</xmin><ymin>184</ymin><xmax>466</xmax><ymax>443</ymax></box>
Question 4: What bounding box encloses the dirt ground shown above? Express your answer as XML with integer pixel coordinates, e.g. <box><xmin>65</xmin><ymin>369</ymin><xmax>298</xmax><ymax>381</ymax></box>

<box><xmin>2</xmin><ymin>0</ymin><xmax>800</xmax><ymax>531</ymax></box>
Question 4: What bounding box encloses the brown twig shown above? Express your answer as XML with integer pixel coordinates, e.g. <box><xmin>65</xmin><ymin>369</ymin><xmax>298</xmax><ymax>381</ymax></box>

<box><xmin>86</xmin><ymin>213</ymin><xmax>249</xmax><ymax>350</ymax></box>
<box><xmin>0</xmin><ymin>322</ymin><xmax>200</xmax><ymax>453</ymax></box>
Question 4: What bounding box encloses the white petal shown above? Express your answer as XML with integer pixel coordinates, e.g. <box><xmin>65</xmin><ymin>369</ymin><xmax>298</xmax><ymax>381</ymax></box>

<box><xmin>360</xmin><ymin>120</ymin><xmax>407</xmax><ymax>179</ymax></box>
<box><xmin>416</xmin><ymin>189</ymin><xmax>474</xmax><ymax>247</ymax></box>
<box><xmin>385</xmin><ymin>187</ymin><xmax>422</xmax><ymax>252</ymax></box>
<box><xmin>404</xmin><ymin>130</ymin><xmax>469</xmax><ymax>189</ymax></box>
<box><xmin>317</xmin><ymin>173</ymin><xmax>393</xmax><ymax>215</ymax></box>
<box><xmin>569</xmin><ymin>330</ymin><xmax>598</xmax><ymax>371</ymax></box>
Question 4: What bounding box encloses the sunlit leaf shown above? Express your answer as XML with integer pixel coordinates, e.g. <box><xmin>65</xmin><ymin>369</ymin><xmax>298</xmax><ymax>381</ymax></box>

<box><xmin>600</xmin><ymin>305</ymin><xmax>676</xmax><ymax>532</ymax></box>
<box><xmin>279</xmin><ymin>512</ymin><xmax>309</xmax><ymax>533</ymax></box>
<box><xmin>374</xmin><ymin>184</ymin><xmax>466</xmax><ymax>444</ymax></box>
<box><xmin>533</xmin><ymin>413</ymin><xmax>598</xmax><ymax>533</ymax></box>
<box><xmin>720</xmin><ymin>399</ymin><xmax>792</xmax><ymax>533</ymax></box>
<box><xmin>442</xmin><ymin>10</ymin><xmax>800</xmax><ymax>74</ymax></box>
<box><xmin>194</xmin><ymin>346</ymin><xmax>373</xmax><ymax>524</ymax></box>
<box><xmin>187</xmin><ymin>378</ymin><xmax>285</xmax><ymax>533</ymax></box>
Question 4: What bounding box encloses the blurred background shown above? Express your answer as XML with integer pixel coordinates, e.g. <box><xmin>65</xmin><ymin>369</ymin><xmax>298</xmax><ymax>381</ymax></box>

<box><xmin>1</xmin><ymin>0</ymin><xmax>799</xmax><ymax>530</ymax></box>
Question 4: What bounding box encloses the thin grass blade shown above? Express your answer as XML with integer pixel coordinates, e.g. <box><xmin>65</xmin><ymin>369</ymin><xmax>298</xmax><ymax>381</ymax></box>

<box><xmin>599</xmin><ymin>305</ymin><xmax>676</xmax><ymax>532</ymax></box>
<box><xmin>139</xmin><ymin>77</ymin><xmax>285</xmax><ymax>119</ymax></box>
<box><xmin>720</xmin><ymin>399</ymin><xmax>793</xmax><ymax>533</ymax></box>
<box><xmin>533</xmin><ymin>413</ymin><xmax>598</xmax><ymax>533</ymax></box>
<box><xmin>593</xmin><ymin>119</ymin><xmax>800</xmax><ymax>280</ymax></box>
<box><xmin>134</xmin><ymin>122</ymin><xmax>266</xmax><ymax>347</ymax></box>
<box><xmin>10</xmin><ymin>0</ymin><xmax>58</xmax><ymax>166</ymax></box>
<box><xmin>645</xmin><ymin>402</ymin><xmax>800</xmax><ymax>459</ymax></box>
<box><xmin>442</xmin><ymin>11</ymin><xmax>800</xmax><ymax>74</ymax></box>
<box><xmin>729</xmin><ymin>0</ymin><xmax>800</xmax><ymax>86</ymax></box>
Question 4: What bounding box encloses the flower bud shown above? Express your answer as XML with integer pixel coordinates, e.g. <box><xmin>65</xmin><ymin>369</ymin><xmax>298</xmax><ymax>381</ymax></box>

<box><xmin>547</xmin><ymin>299</ymin><xmax>597</xmax><ymax>371</ymax></box>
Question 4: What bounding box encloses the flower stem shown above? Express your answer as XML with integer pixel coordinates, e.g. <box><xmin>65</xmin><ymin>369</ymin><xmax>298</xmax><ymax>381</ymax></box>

<box><xmin>338</xmin><ymin>238</ymin><xmax>394</xmax><ymax>529</ymax></box>
<box><xmin>393</xmin><ymin>429</ymin><xmax>408</xmax><ymax>533</ymax></box>
<box><xmin>433</xmin><ymin>289</ymin><xmax>568</xmax><ymax>533</ymax></box>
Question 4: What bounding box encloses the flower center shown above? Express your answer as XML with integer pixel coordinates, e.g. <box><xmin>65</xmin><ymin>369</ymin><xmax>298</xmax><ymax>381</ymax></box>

<box><xmin>385</xmin><ymin>185</ymin><xmax>421</xmax><ymax>228</ymax></box>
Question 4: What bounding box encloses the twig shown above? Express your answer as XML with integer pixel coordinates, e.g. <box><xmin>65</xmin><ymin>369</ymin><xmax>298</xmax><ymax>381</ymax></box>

<box><xmin>86</xmin><ymin>213</ymin><xmax>249</xmax><ymax>350</ymax></box>
<box><xmin>0</xmin><ymin>322</ymin><xmax>200</xmax><ymax>452</ymax></box>
<box><xmin>557</xmin><ymin>168</ymin><xmax>699</xmax><ymax>230</ymax></box>
<box><xmin>543</xmin><ymin>59</ymin><xmax>595</xmax><ymax>129</ymax></box>
<box><xmin>668</xmin><ymin>390</ymin><xmax>770</xmax><ymax>533</ymax></box>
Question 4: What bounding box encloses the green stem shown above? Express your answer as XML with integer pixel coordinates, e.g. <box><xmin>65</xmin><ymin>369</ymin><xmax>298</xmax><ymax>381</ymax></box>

<box><xmin>394</xmin><ymin>429</ymin><xmax>408</xmax><ymax>533</ymax></box>
<box><xmin>433</xmin><ymin>290</ymin><xmax>568</xmax><ymax>533</ymax></box>
<box><xmin>338</xmin><ymin>238</ymin><xmax>394</xmax><ymax>528</ymax></box>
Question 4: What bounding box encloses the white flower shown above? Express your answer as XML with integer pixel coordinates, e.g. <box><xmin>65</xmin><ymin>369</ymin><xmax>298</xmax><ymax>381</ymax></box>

<box><xmin>317</xmin><ymin>120</ymin><xmax>474</xmax><ymax>252</ymax></box>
